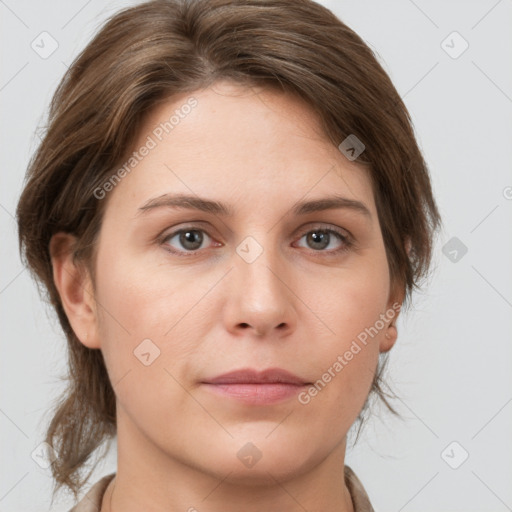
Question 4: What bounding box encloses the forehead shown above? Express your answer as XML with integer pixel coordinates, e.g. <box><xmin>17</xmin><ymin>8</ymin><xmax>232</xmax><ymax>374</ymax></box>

<box><xmin>104</xmin><ymin>80</ymin><xmax>376</xmax><ymax>220</ymax></box>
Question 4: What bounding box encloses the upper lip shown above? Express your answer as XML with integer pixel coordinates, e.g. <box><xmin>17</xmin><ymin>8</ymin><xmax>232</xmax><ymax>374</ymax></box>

<box><xmin>202</xmin><ymin>368</ymin><xmax>310</xmax><ymax>385</ymax></box>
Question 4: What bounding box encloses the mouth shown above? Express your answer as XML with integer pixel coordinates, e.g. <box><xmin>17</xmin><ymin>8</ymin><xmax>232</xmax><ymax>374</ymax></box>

<box><xmin>201</xmin><ymin>367</ymin><xmax>311</xmax><ymax>405</ymax></box>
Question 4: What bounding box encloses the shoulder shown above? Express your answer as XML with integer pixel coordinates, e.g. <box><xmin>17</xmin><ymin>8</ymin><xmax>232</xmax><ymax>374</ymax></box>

<box><xmin>68</xmin><ymin>473</ymin><xmax>116</xmax><ymax>512</ymax></box>
<box><xmin>344</xmin><ymin>465</ymin><xmax>375</xmax><ymax>512</ymax></box>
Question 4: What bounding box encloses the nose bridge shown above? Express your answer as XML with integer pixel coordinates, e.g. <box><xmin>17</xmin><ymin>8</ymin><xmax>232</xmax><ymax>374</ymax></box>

<box><xmin>236</xmin><ymin>232</ymin><xmax>286</xmax><ymax>299</ymax></box>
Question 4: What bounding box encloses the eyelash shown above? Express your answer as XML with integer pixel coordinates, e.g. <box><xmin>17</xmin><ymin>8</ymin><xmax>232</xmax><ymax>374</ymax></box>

<box><xmin>158</xmin><ymin>224</ymin><xmax>354</xmax><ymax>258</ymax></box>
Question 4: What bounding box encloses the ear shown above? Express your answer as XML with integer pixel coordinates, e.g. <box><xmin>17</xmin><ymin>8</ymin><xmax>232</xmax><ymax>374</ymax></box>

<box><xmin>380</xmin><ymin>237</ymin><xmax>411</xmax><ymax>353</ymax></box>
<box><xmin>379</xmin><ymin>289</ymin><xmax>403</xmax><ymax>353</ymax></box>
<box><xmin>49</xmin><ymin>232</ymin><xmax>101</xmax><ymax>349</ymax></box>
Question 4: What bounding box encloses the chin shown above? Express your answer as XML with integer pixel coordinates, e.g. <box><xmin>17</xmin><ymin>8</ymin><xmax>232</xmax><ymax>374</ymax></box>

<box><xmin>188</xmin><ymin>435</ymin><xmax>318</xmax><ymax>485</ymax></box>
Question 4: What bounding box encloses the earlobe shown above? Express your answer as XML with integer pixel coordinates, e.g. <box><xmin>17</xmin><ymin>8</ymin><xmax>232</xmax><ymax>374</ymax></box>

<box><xmin>381</xmin><ymin>323</ymin><xmax>398</xmax><ymax>353</ymax></box>
<box><xmin>49</xmin><ymin>232</ymin><xmax>101</xmax><ymax>349</ymax></box>
<box><xmin>381</xmin><ymin>283</ymin><xmax>405</xmax><ymax>353</ymax></box>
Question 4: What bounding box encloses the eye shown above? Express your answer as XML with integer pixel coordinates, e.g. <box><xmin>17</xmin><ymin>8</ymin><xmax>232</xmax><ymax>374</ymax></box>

<box><xmin>159</xmin><ymin>224</ymin><xmax>353</xmax><ymax>257</ymax></box>
<box><xmin>162</xmin><ymin>228</ymin><xmax>217</xmax><ymax>255</ymax></box>
<box><xmin>294</xmin><ymin>227</ymin><xmax>352</xmax><ymax>254</ymax></box>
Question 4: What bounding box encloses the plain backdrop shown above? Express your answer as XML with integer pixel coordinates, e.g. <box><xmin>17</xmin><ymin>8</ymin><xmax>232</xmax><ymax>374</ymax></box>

<box><xmin>1</xmin><ymin>1</ymin><xmax>511</xmax><ymax>511</ymax></box>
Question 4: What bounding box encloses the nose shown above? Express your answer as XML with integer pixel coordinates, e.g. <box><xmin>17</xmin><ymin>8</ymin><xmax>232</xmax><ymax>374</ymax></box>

<box><xmin>223</xmin><ymin>240</ymin><xmax>297</xmax><ymax>338</ymax></box>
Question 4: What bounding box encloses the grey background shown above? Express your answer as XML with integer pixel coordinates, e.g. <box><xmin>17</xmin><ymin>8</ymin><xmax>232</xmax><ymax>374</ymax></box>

<box><xmin>1</xmin><ymin>0</ymin><xmax>511</xmax><ymax>511</ymax></box>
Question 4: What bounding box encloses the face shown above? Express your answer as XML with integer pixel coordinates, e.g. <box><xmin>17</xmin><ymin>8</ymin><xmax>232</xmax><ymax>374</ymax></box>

<box><xmin>60</xmin><ymin>80</ymin><xmax>402</xmax><ymax>484</ymax></box>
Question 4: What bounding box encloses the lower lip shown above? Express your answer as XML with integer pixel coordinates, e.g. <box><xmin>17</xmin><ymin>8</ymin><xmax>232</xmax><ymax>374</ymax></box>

<box><xmin>201</xmin><ymin>383</ymin><xmax>308</xmax><ymax>404</ymax></box>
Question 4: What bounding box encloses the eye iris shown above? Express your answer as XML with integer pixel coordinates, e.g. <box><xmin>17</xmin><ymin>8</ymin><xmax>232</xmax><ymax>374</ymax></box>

<box><xmin>180</xmin><ymin>230</ymin><xmax>203</xmax><ymax>250</ymax></box>
<box><xmin>307</xmin><ymin>230</ymin><xmax>329</xmax><ymax>250</ymax></box>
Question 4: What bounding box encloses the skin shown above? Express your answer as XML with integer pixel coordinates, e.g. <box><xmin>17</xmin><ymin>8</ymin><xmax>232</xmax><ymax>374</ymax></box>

<box><xmin>51</xmin><ymin>80</ymin><xmax>403</xmax><ymax>512</ymax></box>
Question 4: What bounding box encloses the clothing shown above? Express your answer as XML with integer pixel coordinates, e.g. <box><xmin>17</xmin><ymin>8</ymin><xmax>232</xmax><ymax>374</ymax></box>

<box><xmin>68</xmin><ymin>465</ymin><xmax>374</xmax><ymax>511</ymax></box>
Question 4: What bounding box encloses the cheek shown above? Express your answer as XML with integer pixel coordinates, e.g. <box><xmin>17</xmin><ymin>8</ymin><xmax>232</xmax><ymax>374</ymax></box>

<box><xmin>92</xmin><ymin>238</ymin><xmax>183</xmax><ymax>370</ymax></box>
<box><xmin>94</xmin><ymin>227</ymin><xmax>196</xmax><ymax>330</ymax></box>
<box><xmin>92</xmin><ymin>251</ymin><xmax>202</xmax><ymax>429</ymax></box>
<box><xmin>302</xmin><ymin>255</ymin><xmax>390</xmax><ymax>407</ymax></box>
<box><xmin>312</xmin><ymin>252</ymin><xmax>390</xmax><ymax>346</ymax></box>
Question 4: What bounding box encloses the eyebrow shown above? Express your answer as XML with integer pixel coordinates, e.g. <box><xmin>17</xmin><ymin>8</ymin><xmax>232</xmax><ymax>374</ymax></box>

<box><xmin>137</xmin><ymin>193</ymin><xmax>372</xmax><ymax>219</ymax></box>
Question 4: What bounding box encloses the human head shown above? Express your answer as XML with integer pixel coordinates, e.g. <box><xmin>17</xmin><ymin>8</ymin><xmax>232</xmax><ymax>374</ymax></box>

<box><xmin>16</xmin><ymin>0</ymin><xmax>441</xmax><ymax>501</ymax></box>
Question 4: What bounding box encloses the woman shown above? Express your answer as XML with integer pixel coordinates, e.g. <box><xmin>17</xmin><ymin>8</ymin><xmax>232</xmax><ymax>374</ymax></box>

<box><xmin>16</xmin><ymin>0</ymin><xmax>441</xmax><ymax>510</ymax></box>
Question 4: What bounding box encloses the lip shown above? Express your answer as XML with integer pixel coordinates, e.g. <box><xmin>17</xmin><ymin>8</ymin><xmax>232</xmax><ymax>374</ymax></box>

<box><xmin>201</xmin><ymin>368</ymin><xmax>311</xmax><ymax>405</ymax></box>
<box><xmin>202</xmin><ymin>368</ymin><xmax>310</xmax><ymax>386</ymax></box>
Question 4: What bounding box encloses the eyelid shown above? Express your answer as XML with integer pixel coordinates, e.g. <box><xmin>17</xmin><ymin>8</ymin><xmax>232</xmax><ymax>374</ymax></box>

<box><xmin>295</xmin><ymin>222</ymin><xmax>351</xmax><ymax>240</ymax></box>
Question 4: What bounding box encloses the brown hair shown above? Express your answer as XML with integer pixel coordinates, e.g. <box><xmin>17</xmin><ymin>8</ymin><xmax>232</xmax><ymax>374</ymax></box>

<box><xmin>16</xmin><ymin>0</ymin><xmax>441</xmax><ymax>502</ymax></box>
